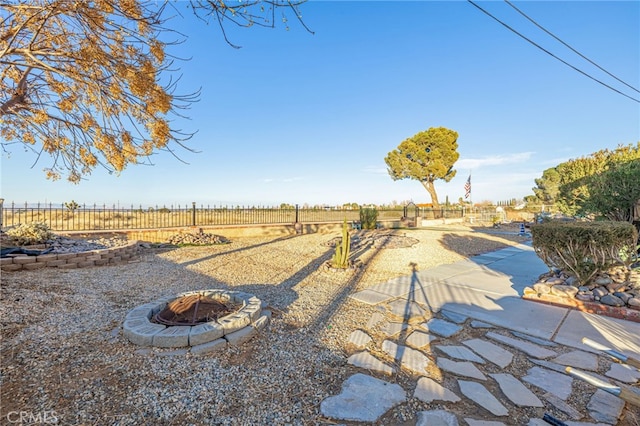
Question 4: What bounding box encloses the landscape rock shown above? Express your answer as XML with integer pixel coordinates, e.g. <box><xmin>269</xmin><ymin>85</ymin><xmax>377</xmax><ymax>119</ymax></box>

<box><xmin>592</xmin><ymin>287</ymin><xmax>608</xmax><ymax>299</ymax></box>
<box><xmin>435</xmin><ymin>345</ymin><xmax>485</xmax><ymax>363</ymax></box>
<box><xmin>414</xmin><ymin>377</ymin><xmax>461</xmax><ymax>403</ymax></box>
<box><xmin>416</xmin><ymin>410</ymin><xmax>459</xmax><ymax>426</ymax></box>
<box><xmin>422</xmin><ymin>318</ymin><xmax>462</xmax><ymax>337</ymax></box>
<box><xmin>522</xmin><ymin>366</ymin><xmax>573</xmax><ymax>400</ymax></box>
<box><xmin>490</xmin><ymin>373</ymin><xmax>543</xmax><ymax>407</ymax></box>
<box><xmin>587</xmin><ymin>389</ymin><xmax>624</xmax><ymax>424</ymax></box>
<box><xmin>405</xmin><ymin>330</ymin><xmax>436</xmax><ymax>349</ymax></box>
<box><xmin>347</xmin><ymin>351</ymin><xmax>395</xmax><ymax>375</ymax></box>
<box><xmin>320</xmin><ymin>373</ymin><xmax>406</xmax><ymax>422</ymax></box>
<box><xmin>486</xmin><ymin>332</ymin><xmax>557</xmax><ymax>359</ymax></box>
<box><xmin>457</xmin><ymin>380</ymin><xmax>508</xmax><ymax>416</ymax></box>
<box><xmin>382</xmin><ymin>340</ymin><xmax>432</xmax><ymax>375</ymax></box>
<box><xmin>348</xmin><ymin>330</ymin><xmax>372</xmax><ymax>349</ymax></box>
<box><xmin>532</xmin><ymin>283</ymin><xmax>551</xmax><ymax>294</ymax></box>
<box><xmin>551</xmin><ymin>284</ymin><xmax>578</xmax><ymax>298</ymax></box>
<box><xmin>462</xmin><ymin>338</ymin><xmax>513</xmax><ymax>368</ymax></box>
<box><xmin>552</xmin><ymin>350</ymin><xmax>598</xmax><ymax>371</ymax></box>
<box><xmin>599</xmin><ymin>294</ymin><xmax>625</xmax><ymax>307</ymax></box>
<box><xmin>437</xmin><ymin>358</ymin><xmax>486</xmax><ymax>380</ymax></box>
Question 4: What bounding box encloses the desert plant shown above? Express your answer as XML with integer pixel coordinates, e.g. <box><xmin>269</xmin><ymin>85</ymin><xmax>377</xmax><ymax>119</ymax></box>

<box><xmin>332</xmin><ymin>218</ymin><xmax>351</xmax><ymax>269</ymax></box>
<box><xmin>5</xmin><ymin>221</ymin><xmax>55</xmax><ymax>245</ymax></box>
<box><xmin>64</xmin><ymin>200</ymin><xmax>80</xmax><ymax>211</ymax></box>
<box><xmin>360</xmin><ymin>207</ymin><xmax>379</xmax><ymax>230</ymax></box>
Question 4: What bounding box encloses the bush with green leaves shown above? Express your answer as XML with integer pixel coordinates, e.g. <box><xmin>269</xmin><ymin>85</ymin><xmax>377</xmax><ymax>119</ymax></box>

<box><xmin>359</xmin><ymin>207</ymin><xmax>378</xmax><ymax>230</ymax></box>
<box><xmin>5</xmin><ymin>221</ymin><xmax>56</xmax><ymax>245</ymax></box>
<box><xmin>531</xmin><ymin>221</ymin><xmax>638</xmax><ymax>285</ymax></box>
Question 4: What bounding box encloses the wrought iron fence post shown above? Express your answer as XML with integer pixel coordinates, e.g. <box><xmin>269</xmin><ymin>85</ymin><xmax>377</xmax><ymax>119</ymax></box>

<box><xmin>192</xmin><ymin>202</ymin><xmax>196</xmax><ymax>227</ymax></box>
<box><xmin>0</xmin><ymin>198</ymin><xmax>4</xmax><ymax>230</ymax></box>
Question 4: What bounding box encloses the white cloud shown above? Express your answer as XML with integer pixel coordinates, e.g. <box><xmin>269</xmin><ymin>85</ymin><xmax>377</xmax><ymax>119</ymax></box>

<box><xmin>457</xmin><ymin>152</ymin><xmax>534</xmax><ymax>170</ymax></box>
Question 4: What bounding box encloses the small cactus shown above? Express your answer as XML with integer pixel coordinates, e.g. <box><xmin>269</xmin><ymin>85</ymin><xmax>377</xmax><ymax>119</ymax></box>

<box><xmin>332</xmin><ymin>218</ymin><xmax>351</xmax><ymax>268</ymax></box>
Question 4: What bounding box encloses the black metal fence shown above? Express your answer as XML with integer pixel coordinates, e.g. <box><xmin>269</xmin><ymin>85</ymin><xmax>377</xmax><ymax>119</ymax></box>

<box><xmin>0</xmin><ymin>201</ymin><xmax>465</xmax><ymax>232</ymax></box>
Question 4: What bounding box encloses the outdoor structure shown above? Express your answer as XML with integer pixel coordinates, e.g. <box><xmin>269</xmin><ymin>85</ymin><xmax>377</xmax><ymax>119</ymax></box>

<box><xmin>123</xmin><ymin>290</ymin><xmax>270</xmax><ymax>354</ymax></box>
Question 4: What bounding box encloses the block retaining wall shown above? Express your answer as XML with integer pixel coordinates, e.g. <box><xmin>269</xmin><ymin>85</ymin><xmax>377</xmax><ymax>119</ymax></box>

<box><xmin>0</xmin><ymin>240</ymin><xmax>141</xmax><ymax>272</ymax></box>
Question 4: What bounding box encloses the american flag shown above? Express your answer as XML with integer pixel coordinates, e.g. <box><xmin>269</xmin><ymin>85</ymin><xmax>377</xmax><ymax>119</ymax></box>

<box><xmin>464</xmin><ymin>175</ymin><xmax>471</xmax><ymax>199</ymax></box>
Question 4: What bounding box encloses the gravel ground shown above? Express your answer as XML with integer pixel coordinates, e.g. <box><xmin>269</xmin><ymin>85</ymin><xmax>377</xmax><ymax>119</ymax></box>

<box><xmin>0</xmin><ymin>225</ymin><xmax>636</xmax><ymax>425</ymax></box>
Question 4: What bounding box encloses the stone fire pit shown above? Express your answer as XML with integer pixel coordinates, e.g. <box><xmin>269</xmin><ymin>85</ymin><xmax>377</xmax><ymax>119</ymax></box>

<box><xmin>123</xmin><ymin>290</ymin><xmax>270</xmax><ymax>354</ymax></box>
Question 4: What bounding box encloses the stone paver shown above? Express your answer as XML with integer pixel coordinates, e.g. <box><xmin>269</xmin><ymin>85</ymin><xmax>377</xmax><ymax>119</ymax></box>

<box><xmin>347</xmin><ymin>351</ymin><xmax>395</xmax><ymax>375</ymax></box>
<box><xmin>587</xmin><ymin>389</ymin><xmax>624</xmax><ymax>424</ymax></box>
<box><xmin>349</xmin><ymin>289</ymin><xmax>392</xmax><ymax>305</ymax></box>
<box><xmin>366</xmin><ymin>312</ymin><xmax>386</xmax><ymax>329</ymax></box>
<box><xmin>542</xmin><ymin>393</ymin><xmax>583</xmax><ymax>420</ymax></box>
<box><xmin>413</xmin><ymin>377</ymin><xmax>461</xmax><ymax>403</ymax></box>
<box><xmin>380</xmin><ymin>321</ymin><xmax>410</xmax><ymax>337</ymax></box>
<box><xmin>522</xmin><ymin>366</ymin><xmax>573</xmax><ymax>400</ymax></box>
<box><xmin>435</xmin><ymin>345</ymin><xmax>485</xmax><ymax>363</ymax></box>
<box><xmin>342</xmin><ymin>243</ymin><xmax>640</xmax><ymax>424</ymax></box>
<box><xmin>552</xmin><ymin>350</ymin><xmax>598</xmax><ymax>371</ymax></box>
<box><xmin>387</xmin><ymin>299</ymin><xmax>427</xmax><ymax>321</ymax></box>
<box><xmin>511</xmin><ymin>331</ymin><xmax>557</xmax><ymax>347</ymax></box>
<box><xmin>489</xmin><ymin>373</ymin><xmax>543</xmax><ymax>407</ymax></box>
<box><xmin>320</xmin><ymin>373</ymin><xmax>406</xmax><ymax>422</ymax></box>
<box><xmin>348</xmin><ymin>330</ymin><xmax>372</xmax><ymax>349</ymax></box>
<box><xmin>470</xmin><ymin>320</ymin><xmax>495</xmax><ymax>329</ymax></box>
<box><xmin>382</xmin><ymin>340</ymin><xmax>431</xmax><ymax>375</ymax></box>
<box><xmin>422</xmin><ymin>318</ymin><xmax>462</xmax><ymax>337</ymax></box>
<box><xmin>405</xmin><ymin>330</ymin><xmax>436</xmax><ymax>349</ymax></box>
<box><xmin>441</xmin><ymin>310</ymin><xmax>468</xmax><ymax>324</ymax></box>
<box><xmin>529</xmin><ymin>358</ymin><xmax>567</xmax><ymax>374</ymax></box>
<box><xmin>465</xmin><ymin>420</ymin><xmax>506</xmax><ymax>426</ymax></box>
<box><xmin>487</xmin><ymin>332</ymin><xmax>557</xmax><ymax>359</ymax></box>
<box><xmin>462</xmin><ymin>338</ymin><xmax>513</xmax><ymax>368</ymax></box>
<box><xmin>605</xmin><ymin>362</ymin><xmax>640</xmax><ymax>383</ymax></box>
<box><xmin>437</xmin><ymin>358</ymin><xmax>486</xmax><ymax>380</ymax></box>
<box><xmin>416</xmin><ymin>410</ymin><xmax>459</xmax><ymax>426</ymax></box>
<box><xmin>458</xmin><ymin>380</ymin><xmax>508</xmax><ymax>416</ymax></box>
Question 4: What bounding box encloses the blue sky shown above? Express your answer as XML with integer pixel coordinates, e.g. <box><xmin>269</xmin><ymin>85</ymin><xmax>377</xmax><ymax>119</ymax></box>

<box><xmin>1</xmin><ymin>1</ymin><xmax>639</xmax><ymax>208</ymax></box>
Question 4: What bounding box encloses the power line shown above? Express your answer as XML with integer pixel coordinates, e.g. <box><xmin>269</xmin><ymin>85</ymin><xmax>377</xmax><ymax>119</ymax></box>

<box><xmin>505</xmin><ymin>0</ymin><xmax>639</xmax><ymax>94</ymax></box>
<box><xmin>466</xmin><ymin>0</ymin><xmax>640</xmax><ymax>103</ymax></box>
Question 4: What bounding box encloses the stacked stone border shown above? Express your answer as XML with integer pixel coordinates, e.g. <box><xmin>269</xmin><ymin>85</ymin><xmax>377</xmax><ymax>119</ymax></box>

<box><xmin>523</xmin><ymin>292</ymin><xmax>640</xmax><ymax>323</ymax></box>
<box><xmin>123</xmin><ymin>290</ymin><xmax>270</xmax><ymax>355</ymax></box>
<box><xmin>0</xmin><ymin>240</ymin><xmax>141</xmax><ymax>272</ymax></box>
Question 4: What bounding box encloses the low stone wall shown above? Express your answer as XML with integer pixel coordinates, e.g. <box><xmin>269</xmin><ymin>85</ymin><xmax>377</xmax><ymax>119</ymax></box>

<box><xmin>0</xmin><ymin>240</ymin><xmax>140</xmax><ymax>272</ymax></box>
<box><xmin>523</xmin><ymin>292</ymin><xmax>640</xmax><ymax>323</ymax></box>
<box><xmin>64</xmin><ymin>220</ymin><xmax>410</xmax><ymax>243</ymax></box>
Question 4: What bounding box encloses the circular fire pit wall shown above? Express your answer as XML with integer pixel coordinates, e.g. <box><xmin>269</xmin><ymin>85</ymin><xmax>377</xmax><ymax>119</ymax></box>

<box><xmin>123</xmin><ymin>290</ymin><xmax>270</xmax><ymax>354</ymax></box>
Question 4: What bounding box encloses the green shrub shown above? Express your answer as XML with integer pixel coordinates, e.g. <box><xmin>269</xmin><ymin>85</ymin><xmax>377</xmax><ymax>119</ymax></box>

<box><xmin>6</xmin><ymin>221</ymin><xmax>55</xmax><ymax>245</ymax></box>
<box><xmin>360</xmin><ymin>207</ymin><xmax>378</xmax><ymax>230</ymax></box>
<box><xmin>531</xmin><ymin>221</ymin><xmax>638</xmax><ymax>285</ymax></box>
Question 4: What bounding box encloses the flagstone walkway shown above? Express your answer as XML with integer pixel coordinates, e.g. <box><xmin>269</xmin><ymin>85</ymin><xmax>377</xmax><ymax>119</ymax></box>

<box><xmin>319</xmin><ymin>244</ymin><xmax>640</xmax><ymax>425</ymax></box>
